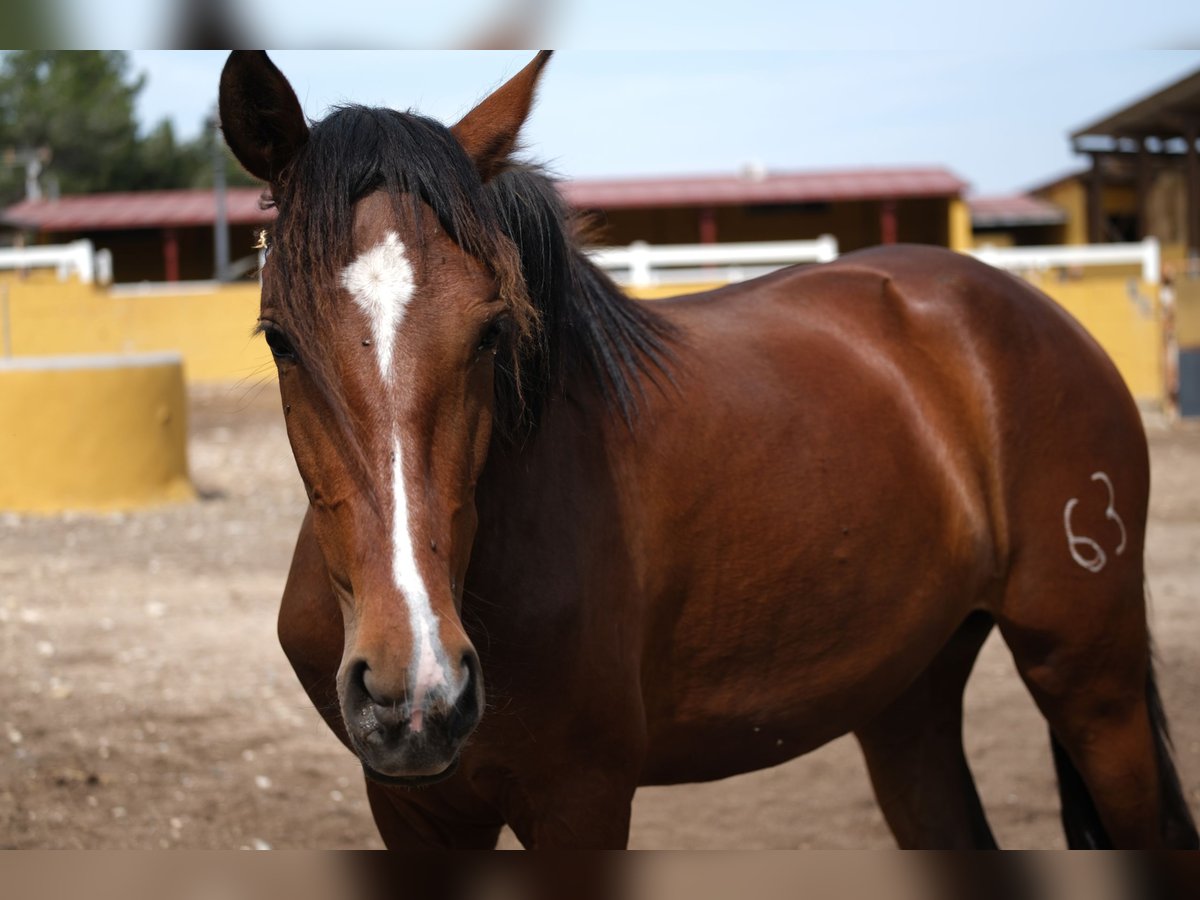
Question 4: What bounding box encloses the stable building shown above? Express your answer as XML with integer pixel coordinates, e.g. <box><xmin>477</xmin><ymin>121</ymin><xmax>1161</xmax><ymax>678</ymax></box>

<box><xmin>2</xmin><ymin>188</ymin><xmax>273</xmax><ymax>283</ymax></box>
<box><xmin>1057</xmin><ymin>66</ymin><xmax>1200</xmax><ymax>255</ymax></box>
<box><xmin>3</xmin><ymin>164</ymin><xmax>971</xmax><ymax>284</ymax></box>
<box><xmin>967</xmin><ymin>194</ymin><xmax>1068</xmax><ymax>247</ymax></box>
<box><xmin>561</xmin><ymin>166</ymin><xmax>970</xmax><ymax>252</ymax></box>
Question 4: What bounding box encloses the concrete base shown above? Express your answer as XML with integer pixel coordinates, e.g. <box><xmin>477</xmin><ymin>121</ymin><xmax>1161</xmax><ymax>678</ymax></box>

<box><xmin>0</xmin><ymin>353</ymin><xmax>194</xmax><ymax>513</ymax></box>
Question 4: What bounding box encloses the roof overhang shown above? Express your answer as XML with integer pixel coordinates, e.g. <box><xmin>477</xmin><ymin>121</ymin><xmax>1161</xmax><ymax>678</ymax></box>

<box><xmin>1071</xmin><ymin>67</ymin><xmax>1200</xmax><ymax>153</ymax></box>
<box><xmin>969</xmin><ymin>194</ymin><xmax>1066</xmax><ymax>228</ymax></box>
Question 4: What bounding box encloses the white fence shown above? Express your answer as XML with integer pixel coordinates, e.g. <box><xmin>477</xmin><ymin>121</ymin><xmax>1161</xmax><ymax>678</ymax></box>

<box><xmin>968</xmin><ymin>237</ymin><xmax>1160</xmax><ymax>286</ymax></box>
<box><xmin>587</xmin><ymin>236</ymin><xmax>1162</xmax><ymax>290</ymax></box>
<box><xmin>2</xmin><ymin>235</ymin><xmax>1160</xmax><ymax>293</ymax></box>
<box><xmin>588</xmin><ymin>236</ymin><xmax>839</xmax><ymax>288</ymax></box>
<box><xmin>0</xmin><ymin>239</ymin><xmax>111</xmax><ymax>285</ymax></box>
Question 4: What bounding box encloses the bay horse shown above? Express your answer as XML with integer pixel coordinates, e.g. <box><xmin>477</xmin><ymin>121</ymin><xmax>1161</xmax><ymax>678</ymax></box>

<box><xmin>219</xmin><ymin>50</ymin><xmax>1197</xmax><ymax>849</ymax></box>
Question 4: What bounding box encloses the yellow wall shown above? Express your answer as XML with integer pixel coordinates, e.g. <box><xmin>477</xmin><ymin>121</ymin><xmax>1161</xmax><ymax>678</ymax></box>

<box><xmin>0</xmin><ymin>268</ymin><xmax>1164</xmax><ymax>406</ymax></box>
<box><xmin>1035</xmin><ymin>179</ymin><xmax>1089</xmax><ymax>245</ymax></box>
<box><xmin>1032</xmin><ymin>177</ymin><xmax>1146</xmax><ymax>246</ymax></box>
<box><xmin>948</xmin><ymin>198</ymin><xmax>972</xmax><ymax>252</ymax></box>
<box><xmin>0</xmin><ymin>355</ymin><xmax>193</xmax><ymax>513</ymax></box>
<box><xmin>998</xmin><ymin>272</ymin><xmax>1163</xmax><ymax>404</ymax></box>
<box><xmin>636</xmin><ymin>270</ymin><xmax>1163</xmax><ymax>404</ymax></box>
<box><xmin>2</xmin><ymin>280</ymin><xmax>271</xmax><ymax>384</ymax></box>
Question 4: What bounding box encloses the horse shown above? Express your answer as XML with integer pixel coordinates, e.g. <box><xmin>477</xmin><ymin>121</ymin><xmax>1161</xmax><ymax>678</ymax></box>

<box><xmin>218</xmin><ymin>50</ymin><xmax>1198</xmax><ymax>849</ymax></box>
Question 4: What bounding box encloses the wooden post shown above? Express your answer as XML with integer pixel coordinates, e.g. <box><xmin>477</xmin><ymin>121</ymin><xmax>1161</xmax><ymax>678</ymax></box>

<box><xmin>1187</xmin><ymin>127</ymin><xmax>1200</xmax><ymax>258</ymax></box>
<box><xmin>880</xmin><ymin>200</ymin><xmax>898</xmax><ymax>245</ymax></box>
<box><xmin>1088</xmin><ymin>152</ymin><xmax>1105</xmax><ymax>243</ymax></box>
<box><xmin>163</xmin><ymin>228</ymin><xmax>180</xmax><ymax>283</ymax></box>
<box><xmin>1136</xmin><ymin>139</ymin><xmax>1153</xmax><ymax>240</ymax></box>
<box><xmin>698</xmin><ymin>207</ymin><xmax>718</xmax><ymax>244</ymax></box>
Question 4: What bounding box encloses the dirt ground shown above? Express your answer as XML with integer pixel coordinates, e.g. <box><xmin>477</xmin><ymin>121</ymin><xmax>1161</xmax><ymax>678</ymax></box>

<box><xmin>1</xmin><ymin>384</ymin><xmax>1198</xmax><ymax>849</ymax></box>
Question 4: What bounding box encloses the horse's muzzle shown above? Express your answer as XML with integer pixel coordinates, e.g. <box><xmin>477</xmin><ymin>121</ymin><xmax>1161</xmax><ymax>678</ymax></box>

<box><xmin>341</xmin><ymin>653</ymin><xmax>482</xmax><ymax>781</ymax></box>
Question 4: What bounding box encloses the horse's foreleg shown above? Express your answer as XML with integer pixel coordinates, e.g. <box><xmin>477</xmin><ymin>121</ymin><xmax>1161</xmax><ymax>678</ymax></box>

<box><xmin>364</xmin><ymin>781</ymin><xmax>503</xmax><ymax>848</ymax></box>
<box><xmin>854</xmin><ymin>611</ymin><xmax>997</xmax><ymax>849</ymax></box>
<box><xmin>500</xmin><ymin>775</ymin><xmax>637</xmax><ymax>849</ymax></box>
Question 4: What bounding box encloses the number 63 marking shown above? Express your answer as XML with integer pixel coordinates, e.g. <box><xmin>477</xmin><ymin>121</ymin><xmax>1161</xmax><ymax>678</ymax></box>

<box><xmin>1063</xmin><ymin>471</ymin><xmax>1127</xmax><ymax>573</ymax></box>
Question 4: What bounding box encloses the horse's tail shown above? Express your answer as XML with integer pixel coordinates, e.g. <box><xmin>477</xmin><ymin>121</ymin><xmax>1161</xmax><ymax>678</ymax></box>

<box><xmin>1050</xmin><ymin>731</ymin><xmax>1110</xmax><ymax>848</ymax></box>
<box><xmin>1050</xmin><ymin>657</ymin><xmax>1198</xmax><ymax>849</ymax></box>
<box><xmin>1143</xmin><ymin>661</ymin><xmax>1199</xmax><ymax>848</ymax></box>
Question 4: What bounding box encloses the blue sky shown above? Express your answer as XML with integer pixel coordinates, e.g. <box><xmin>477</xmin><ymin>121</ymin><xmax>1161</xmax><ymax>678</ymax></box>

<box><xmin>127</xmin><ymin>49</ymin><xmax>1200</xmax><ymax>198</ymax></box>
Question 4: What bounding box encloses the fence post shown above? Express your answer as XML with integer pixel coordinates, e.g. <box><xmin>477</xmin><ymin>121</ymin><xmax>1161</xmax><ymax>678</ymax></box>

<box><xmin>95</xmin><ymin>249</ymin><xmax>113</xmax><ymax>286</ymax></box>
<box><xmin>1142</xmin><ymin>236</ymin><xmax>1161</xmax><ymax>286</ymax></box>
<box><xmin>629</xmin><ymin>241</ymin><xmax>652</xmax><ymax>287</ymax></box>
<box><xmin>816</xmin><ymin>234</ymin><xmax>839</xmax><ymax>263</ymax></box>
<box><xmin>73</xmin><ymin>240</ymin><xmax>95</xmax><ymax>284</ymax></box>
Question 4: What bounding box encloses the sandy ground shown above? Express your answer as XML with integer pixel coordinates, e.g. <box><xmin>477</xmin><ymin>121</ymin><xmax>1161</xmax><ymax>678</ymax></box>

<box><xmin>1</xmin><ymin>384</ymin><xmax>1197</xmax><ymax>849</ymax></box>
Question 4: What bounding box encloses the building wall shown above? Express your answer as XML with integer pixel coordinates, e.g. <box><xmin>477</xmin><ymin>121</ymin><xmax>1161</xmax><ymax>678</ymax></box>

<box><xmin>0</xmin><ymin>258</ymin><xmax>1164</xmax><ymax>407</ymax></box>
<box><xmin>972</xmin><ymin>223</ymin><xmax>1067</xmax><ymax>248</ymax></box>
<box><xmin>587</xmin><ymin>198</ymin><xmax>956</xmax><ymax>251</ymax></box>
<box><xmin>1034</xmin><ymin>173</ymin><xmax>1180</xmax><ymax>246</ymax></box>
<box><xmin>1034</xmin><ymin>180</ymin><xmax>1089</xmax><ymax>245</ymax></box>
<box><xmin>1</xmin><ymin>280</ymin><xmax>270</xmax><ymax>383</ymax></box>
<box><xmin>1018</xmin><ymin>271</ymin><xmax>1163</xmax><ymax>403</ymax></box>
<box><xmin>37</xmin><ymin>224</ymin><xmax>264</xmax><ymax>282</ymax></box>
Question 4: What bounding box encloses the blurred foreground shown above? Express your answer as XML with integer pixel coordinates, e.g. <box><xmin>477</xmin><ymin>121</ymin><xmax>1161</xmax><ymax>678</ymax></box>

<box><xmin>2</xmin><ymin>852</ymin><xmax>1199</xmax><ymax>900</ymax></box>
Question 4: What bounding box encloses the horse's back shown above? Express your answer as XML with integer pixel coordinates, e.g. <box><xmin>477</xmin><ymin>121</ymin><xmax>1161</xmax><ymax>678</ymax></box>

<box><xmin>656</xmin><ymin>241</ymin><xmax>1149</xmax><ymax>549</ymax></box>
<box><xmin>628</xmin><ymin>244</ymin><xmax>1150</xmax><ymax>783</ymax></box>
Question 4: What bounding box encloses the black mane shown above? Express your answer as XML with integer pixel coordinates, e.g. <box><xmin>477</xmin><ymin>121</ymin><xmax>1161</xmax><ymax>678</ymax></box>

<box><xmin>486</xmin><ymin>163</ymin><xmax>676</xmax><ymax>432</ymax></box>
<box><xmin>267</xmin><ymin>104</ymin><xmax>675</xmax><ymax>440</ymax></box>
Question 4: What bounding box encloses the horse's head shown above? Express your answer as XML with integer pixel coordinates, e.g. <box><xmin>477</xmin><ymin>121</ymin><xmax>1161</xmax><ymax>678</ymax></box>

<box><xmin>219</xmin><ymin>51</ymin><xmax>549</xmax><ymax>783</ymax></box>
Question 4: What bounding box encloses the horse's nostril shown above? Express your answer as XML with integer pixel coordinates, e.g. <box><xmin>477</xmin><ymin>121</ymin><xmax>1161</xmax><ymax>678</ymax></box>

<box><xmin>360</xmin><ymin>665</ymin><xmax>383</xmax><ymax>705</ymax></box>
<box><xmin>348</xmin><ymin>662</ymin><xmax>403</xmax><ymax>710</ymax></box>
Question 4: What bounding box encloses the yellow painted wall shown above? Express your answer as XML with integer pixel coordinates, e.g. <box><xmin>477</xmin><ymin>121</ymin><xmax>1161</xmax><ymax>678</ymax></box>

<box><xmin>1032</xmin><ymin>177</ymin><xmax>1144</xmax><ymax>246</ymax></box>
<box><xmin>1007</xmin><ymin>272</ymin><xmax>1163</xmax><ymax>403</ymax></box>
<box><xmin>0</xmin><ymin>268</ymin><xmax>1164</xmax><ymax>405</ymax></box>
<box><xmin>1035</xmin><ymin>180</ymin><xmax>1089</xmax><ymax>246</ymax></box>
<box><xmin>0</xmin><ymin>355</ymin><xmax>193</xmax><ymax>513</ymax></box>
<box><xmin>2</xmin><ymin>280</ymin><xmax>271</xmax><ymax>384</ymax></box>
<box><xmin>635</xmin><ymin>269</ymin><xmax>1163</xmax><ymax>403</ymax></box>
<box><xmin>948</xmin><ymin>198</ymin><xmax>972</xmax><ymax>252</ymax></box>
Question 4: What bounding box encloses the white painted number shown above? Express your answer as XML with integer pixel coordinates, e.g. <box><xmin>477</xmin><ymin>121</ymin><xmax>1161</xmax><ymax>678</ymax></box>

<box><xmin>1063</xmin><ymin>471</ymin><xmax>1127</xmax><ymax>573</ymax></box>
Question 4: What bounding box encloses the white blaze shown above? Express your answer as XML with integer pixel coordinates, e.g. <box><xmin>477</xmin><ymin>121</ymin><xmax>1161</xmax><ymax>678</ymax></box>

<box><xmin>341</xmin><ymin>232</ymin><xmax>454</xmax><ymax>733</ymax></box>
<box><xmin>340</xmin><ymin>231</ymin><xmax>415</xmax><ymax>378</ymax></box>
<box><xmin>390</xmin><ymin>433</ymin><xmax>448</xmax><ymax>733</ymax></box>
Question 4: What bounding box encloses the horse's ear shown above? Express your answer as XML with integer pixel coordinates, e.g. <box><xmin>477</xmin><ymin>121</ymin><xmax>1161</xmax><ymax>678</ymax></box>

<box><xmin>219</xmin><ymin>51</ymin><xmax>309</xmax><ymax>187</ymax></box>
<box><xmin>452</xmin><ymin>51</ymin><xmax>552</xmax><ymax>182</ymax></box>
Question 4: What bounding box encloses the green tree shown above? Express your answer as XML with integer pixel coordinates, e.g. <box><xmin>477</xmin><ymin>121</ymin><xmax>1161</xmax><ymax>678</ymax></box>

<box><xmin>0</xmin><ymin>51</ymin><xmax>143</xmax><ymax>201</ymax></box>
<box><xmin>0</xmin><ymin>51</ymin><xmax>257</xmax><ymax>204</ymax></box>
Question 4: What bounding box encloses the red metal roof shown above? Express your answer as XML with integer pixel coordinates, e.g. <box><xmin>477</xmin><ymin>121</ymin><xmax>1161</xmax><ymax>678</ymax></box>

<box><xmin>559</xmin><ymin>167</ymin><xmax>968</xmax><ymax>209</ymax></box>
<box><xmin>968</xmin><ymin>194</ymin><xmax>1066</xmax><ymax>228</ymax></box>
<box><xmin>3</xmin><ymin>166</ymin><xmax>968</xmax><ymax>233</ymax></box>
<box><xmin>3</xmin><ymin>187</ymin><xmax>274</xmax><ymax>233</ymax></box>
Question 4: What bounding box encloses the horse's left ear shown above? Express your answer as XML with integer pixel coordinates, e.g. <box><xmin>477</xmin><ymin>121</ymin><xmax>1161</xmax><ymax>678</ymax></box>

<box><xmin>219</xmin><ymin>51</ymin><xmax>309</xmax><ymax>187</ymax></box>
<box><xmin>452</xmin><ymin>51</ymin><xmax>552</xmax><ymax>182</ymax></box>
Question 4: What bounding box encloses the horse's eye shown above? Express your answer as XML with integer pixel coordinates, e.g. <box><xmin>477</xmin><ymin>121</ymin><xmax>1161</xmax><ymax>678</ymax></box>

<box><xmin>263</xmin><ymin>326</ymin><xmax>298</xmax><ymax>363</ymax></box>
<box><xmin>477</xmin><ymin>317</ymin><xmax>507</xmax><ymax>354</ymax></box>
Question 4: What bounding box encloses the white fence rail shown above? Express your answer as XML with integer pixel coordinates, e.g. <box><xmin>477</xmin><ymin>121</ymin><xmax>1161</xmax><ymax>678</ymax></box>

<box><xmin>0</xmin><ymin>239</ymin><xmax>111</xmax><ymax>285</ymax></box>
<box><xmin>968</xmin><ymin>237</ymin><xmax>1160</xmax><ymax>286</ymax></box>
<box><xmin>588</xmin><ymin>236</ymin><xmax>839</xmax><ymax>287</ymax></box>
<box><xmin>3</xmin><ymin>235</ymin><xmax>1158</xmax><ymax>293</ymax></box>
